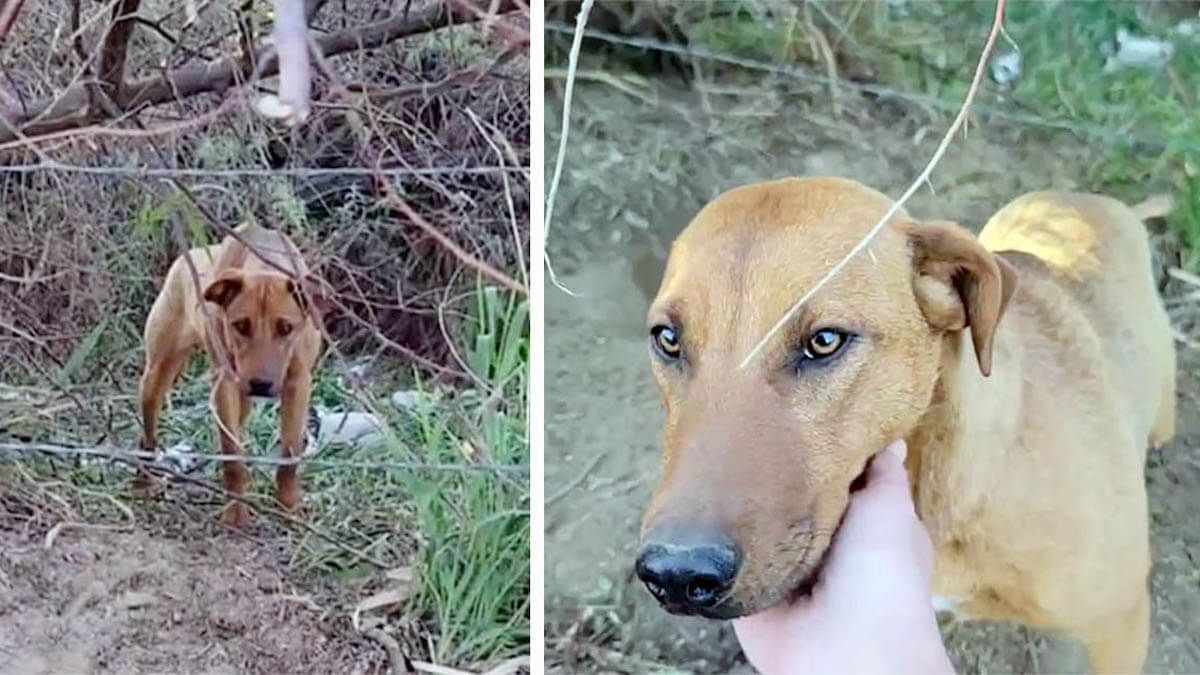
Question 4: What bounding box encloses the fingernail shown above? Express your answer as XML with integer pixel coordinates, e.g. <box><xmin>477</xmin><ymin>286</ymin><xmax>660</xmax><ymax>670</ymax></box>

<box><xmin>887</xmin><ymin>439</ymin><xmax>907</xmax><ymax>462</ymax></box>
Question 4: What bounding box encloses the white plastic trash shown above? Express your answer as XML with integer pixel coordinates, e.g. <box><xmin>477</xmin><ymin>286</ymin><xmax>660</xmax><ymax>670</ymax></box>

<box><xmin>315</xmin><ymin>411</ymin><xmax>387</xmax><ymax>449</ymax></box>
<box><xmin>390</xmin><ymin>390</ymin><xmax>423</xmax><ymax>412</ymax></box>
<box><xmin>1104</xmin><ymin>29</ymin><xmax>1174</xmax><ymax>72</ymax></box>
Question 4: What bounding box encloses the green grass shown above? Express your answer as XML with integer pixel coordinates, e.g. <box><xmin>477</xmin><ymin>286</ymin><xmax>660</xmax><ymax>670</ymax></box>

<box><xmin>675</xmin><ymin>0</ymin><xmax>1200</xmax><ymax>269</ymax></box>
<box><xmin>393</xmin><ymin>284</ymin><xmax>530</xmax><ymax>665</ymax></box>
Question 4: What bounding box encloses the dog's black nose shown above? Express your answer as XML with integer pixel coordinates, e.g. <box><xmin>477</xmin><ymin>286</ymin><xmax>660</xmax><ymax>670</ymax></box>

<box><xmin>248</xmin><ymin>378</ymin><xmax>274</xmax><ymax>397</ymax></box>
<box><xmin>635</xmin><ymin>528</ymin><xmax>741</xmax><ymax>614</ymax></box>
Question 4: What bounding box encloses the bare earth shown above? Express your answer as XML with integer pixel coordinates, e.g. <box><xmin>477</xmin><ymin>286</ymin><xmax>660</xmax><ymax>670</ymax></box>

<box><xmin>0</xmin><ymin>497</ymin><xmax>398</xmax><ymax>675</ymax></box>
<box><xmin>545</xmin><ymin>80</ymin><xmax>1200</xmax><ymax>673</ymax></box>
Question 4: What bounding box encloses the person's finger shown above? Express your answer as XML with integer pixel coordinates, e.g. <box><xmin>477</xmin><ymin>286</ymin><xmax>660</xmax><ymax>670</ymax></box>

<box><xmin>834</xmin><ymin>440</ymin><xmax>919</xmax><ymax>552</ymax></box>
<box><xmin>861</xmin><ymin>439</ymin><xmax>912</xmax><ymax>502</ymax></box>
<box><xmin>910</xmin><ymin>514</ymin><xmax>936</xmax><ymax>579</ymax></box>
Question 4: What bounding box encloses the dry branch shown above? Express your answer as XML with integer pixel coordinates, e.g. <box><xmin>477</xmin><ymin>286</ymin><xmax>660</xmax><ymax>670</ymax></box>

<box><xmin>98</xmin><ymin>0</ymin><xmax>142</xmax><ymax>101</ymax></box>
<box><xmin>0</xmin><ymin>0</ymin><xmax>25</xmax><ymax>42</ymax></box>
<box><xmin>0</xmin><ymin>0</ymin><xmax>521</xmax><ymax>145</ymax></box>
<box><xmin>382</xmin><ymin>183</ymin><xmax>529</xmax><ymax>296</ymax></box>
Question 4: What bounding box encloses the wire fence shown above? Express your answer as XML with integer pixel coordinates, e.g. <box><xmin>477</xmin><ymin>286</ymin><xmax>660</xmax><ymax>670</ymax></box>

<box><xmin>0</xmin><ymin>441</ymin><xmax>531</xmax><ymax>476</ymax></box>
<box><xmin>0</xmin><ymin>164</ymin><xmax>529</xmax><ymax>177</ymax></box>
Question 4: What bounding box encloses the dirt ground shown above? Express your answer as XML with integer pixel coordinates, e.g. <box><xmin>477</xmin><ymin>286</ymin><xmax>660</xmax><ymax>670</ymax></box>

<box><xmin>544</xmin><ymin>79</ymin><xmax>1200</xmax><ymax>672</ymax></box>
<box><xmin>0</xmin><ymin>485</ymin><xmax>406</xmax><ymax>675</ymax></box>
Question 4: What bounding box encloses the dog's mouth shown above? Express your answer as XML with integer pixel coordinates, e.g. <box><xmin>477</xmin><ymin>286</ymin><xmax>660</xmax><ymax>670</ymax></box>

<box><xmin>785</xmin><ymin>459</ymin><xmax>871</xmax><ymax>599</ymax></box>
<box><xmin>735</xmin><ymin>459</ymin><xmax>873</xmax><ymax>617</ymax></box>
<box><xmin>641</xmin><ymin>458</ymin><xmax>874</xmax><ymax>620</ymax></box>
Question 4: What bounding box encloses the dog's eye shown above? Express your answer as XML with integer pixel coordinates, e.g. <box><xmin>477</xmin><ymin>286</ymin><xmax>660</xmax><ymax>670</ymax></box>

<box><xmin>651</xmin><ymin>326</ymin><xmax>681</xmax><ymax>360</ymax></box>
<box><xmin>803</xmin><ymin>329</ymin><xmax>847</xmax><ymax>360</ymax></box>
<box><xmin>277</xmin><ymin>321</ymin><xmax>293</xmax><ymax>337</ymax></box>
<box><xmin>233</xmin><ymin>319</ymin><xmax>252</xmax><ymax>337</ymax></box>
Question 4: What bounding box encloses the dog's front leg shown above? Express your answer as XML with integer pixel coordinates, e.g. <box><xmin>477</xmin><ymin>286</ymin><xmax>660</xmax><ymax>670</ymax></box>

<box><xmin>276</xmin><ymin>367</ymin><xmax>311</xmax><ymax>512</ymax></box>
<box><xmin>214</xmin><ymin>374</ymin><xmax>252</xmax><ymax>527</ymax></box>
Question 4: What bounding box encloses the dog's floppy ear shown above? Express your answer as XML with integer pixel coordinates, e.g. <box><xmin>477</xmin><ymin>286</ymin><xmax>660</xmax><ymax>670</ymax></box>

<box><xmin>203</xmin><ymin>272</ymin><xmax>245</xmax><ymax>308</ymax></box>
<box><xmin>908</xmin><ymin>220</ymin><xmax>1018</xmax><ymax>377</ymax></box>
<box><xmin>287</xmin><ymin>274</ymin><xmax>330</xmax><ymax>316</ymax></box>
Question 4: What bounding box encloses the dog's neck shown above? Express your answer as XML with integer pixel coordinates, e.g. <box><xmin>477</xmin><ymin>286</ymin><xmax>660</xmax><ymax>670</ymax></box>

<box><xmin>906</xmin><ymin>329</ymin><xmax>1022</xmax><ymax>539</ymax></box>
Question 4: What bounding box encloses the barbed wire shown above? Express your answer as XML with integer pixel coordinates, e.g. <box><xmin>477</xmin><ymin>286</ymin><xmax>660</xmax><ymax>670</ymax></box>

<box><xmin>544</xmin><ymin>21</ymin><xmax>1197</xmax><ymax>153</ymax></box>
<box><xmin>0</xmin><ymin>164</ymin><xmax>528</xmax><ymax>177</ymax></box>
<box><xmin>0</xmin><ymin>441</ymin><xmax>531</xmax><ymax>477</ymax></box>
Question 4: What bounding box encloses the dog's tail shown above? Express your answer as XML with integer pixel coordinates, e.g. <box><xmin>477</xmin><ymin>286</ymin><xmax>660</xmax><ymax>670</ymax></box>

<box><xmin>1130</xmin><ymin>193</ymin><xmax>1173</xmax><ymax>221</ymax></box>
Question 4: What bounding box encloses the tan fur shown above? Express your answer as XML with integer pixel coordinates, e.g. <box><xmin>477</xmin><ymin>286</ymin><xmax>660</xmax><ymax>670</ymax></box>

<box><xmin>640</xmin><ymin>177</ymin><xmax>1175</xmax><ymax>673</ymax></box>
<box><xmin>137</xmin><ymin>223</ymin><xmax>325</xmax><ymax>527</ymax></box>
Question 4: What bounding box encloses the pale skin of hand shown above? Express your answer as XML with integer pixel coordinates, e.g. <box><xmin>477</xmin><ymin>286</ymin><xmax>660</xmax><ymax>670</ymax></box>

<box><xmin>732</xmin><ymin>440</ymin><xmax>956</xmax><ymax>675</ymax></box>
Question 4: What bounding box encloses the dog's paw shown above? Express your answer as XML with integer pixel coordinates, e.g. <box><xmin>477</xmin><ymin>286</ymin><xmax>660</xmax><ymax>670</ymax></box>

<box><xmin>130</xmin><ymin>473</ymin><xmax>166</xmax><ymax>499</ymax></box>
<box><xmin>274</xmin><ymin>484</ymin><xmax>303</xmax><ymax>513</ymax></box>
<box><xmin>220</xmin><ymin>501</ymin><xmax>252</xmax><ymax>528</ymax></box>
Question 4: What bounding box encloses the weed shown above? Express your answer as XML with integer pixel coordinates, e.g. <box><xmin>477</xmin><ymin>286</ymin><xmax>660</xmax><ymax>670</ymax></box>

<box><xmin>397</xmin><ymin>285</ymin><xmax>530</xmax><ymax>665</ymax></box>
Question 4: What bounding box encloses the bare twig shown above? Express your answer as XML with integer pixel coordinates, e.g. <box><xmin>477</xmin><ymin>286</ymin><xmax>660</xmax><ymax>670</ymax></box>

<box><xmin>97</xmin><ymin>0</ymin><xmax>142</xmax><ymax>102</ymax></box>
<box><xmin>739</xmin><ymin>0</ymin><xmax>1009</xmax><ymax>368</ymax></box>
<box><xmin>546</xmin><ymin>452</ymin><xmax>603</xmax><ymax>506</ymax></box>
<box><xmin>363</xmin><ymin>628</ymin><xmax>412</xmax><ymax>675</ymax></box>
<box><xmin>542</xmin><ymin>0</ymin><xmax>593</xmax><ymax>298</ymax></box>
<box><xmin>1168</xmin><ymin>267</ymin><xmax>1200</xmax><ymax>289</ymax></box>
<box><xmin>0</xmin><ymin>90</ymin><xmax>242</xmax><ymax>154</ymax></box>
<box><xmin>44</xmin><ymin>521</ymin><xmax>131</xmax><ymax>549</ymax></box>
<box><xmin>481</xmin><ymin>656</ymin><xmax>531</xmax><ymax>675</ymax></box>
<box><xmin>412</xmin><ymin>662</ymin><xmax>475</xmax><ymax>675</ymax></box>
<box><xmin>0</xmin><ymin>0</ymin><xmax>25</xmax><ymax>42</ymax></box>
<box><xmin>380</xmin><ymin>183</ymin><xmax>528</xmax><ymax>296</ymax></box>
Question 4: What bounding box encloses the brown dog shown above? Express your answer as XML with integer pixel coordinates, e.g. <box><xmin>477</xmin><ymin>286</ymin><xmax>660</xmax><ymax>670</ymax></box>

<box><xmin>137</xmin><ymin>223</ymin><xmax>325</xmax><ymax>526</ymax></box>
<box><xmin>636</xmin><ymin>177</ymin><xmax>1175</xmax><ymax>673</ymax></box>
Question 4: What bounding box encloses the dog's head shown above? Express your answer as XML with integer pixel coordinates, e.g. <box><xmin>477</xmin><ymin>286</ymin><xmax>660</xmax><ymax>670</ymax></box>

<box><xmin>203</xmin><ymin>270</ymin><xmax>326</xmax><ymax>398</ymax></box>
<box><xmin>635</xmin><ymin>177</ymin><xmax>1016</xmax><ymax>618</ymax></box>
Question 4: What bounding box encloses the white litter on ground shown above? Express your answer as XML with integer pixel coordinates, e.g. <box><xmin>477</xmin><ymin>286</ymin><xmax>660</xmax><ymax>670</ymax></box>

<box><xmin>313</xmin><ymin>410</ymin><xmax>388</xmax><ymax>450</ymax></box>
<box><xmin>389</xmin><ymin>389</ymin><xmax>423</xmax><ymax>411</ymax></box>
<box><xmin>160</xmin><ymin>442</ymin><xmax>199</xmax><ymax>473</ymax></box>
<box><xmin>1104</xmin><ymin>29</ymin><xmax>1175</xmax><ymax>72</ymax></box>
<box><xmin>991</xmin><ymin>50</ymin><xmax>1022</xmax><ymax>85</ymax></box>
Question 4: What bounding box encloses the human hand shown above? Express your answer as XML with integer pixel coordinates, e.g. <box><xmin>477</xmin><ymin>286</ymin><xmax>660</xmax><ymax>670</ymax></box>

<box><xmin>732</xmin><ymin>439</ymin><xmax>954</xmax><ymax>675</ymax></box>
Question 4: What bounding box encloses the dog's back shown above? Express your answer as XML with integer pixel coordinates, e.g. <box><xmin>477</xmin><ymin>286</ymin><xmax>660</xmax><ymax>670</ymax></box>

<box><xmin>978</xmin><ymin>191</ymin><xmax>1176</xmax><ymax>449</ymax></box>
<box><xmin>212</xmin><ymin>222</ymin><xmax>309</xmax><ymax>277</ymax></box>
